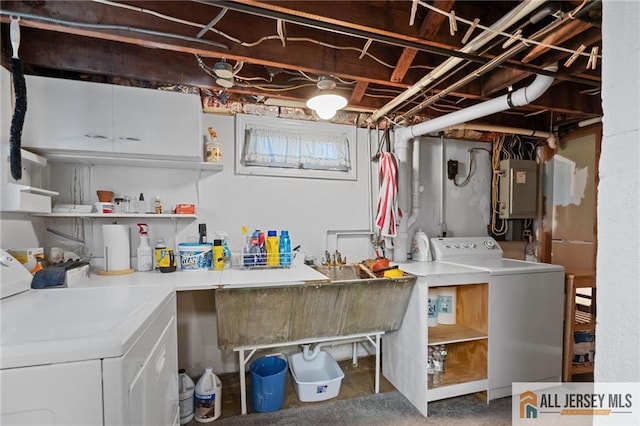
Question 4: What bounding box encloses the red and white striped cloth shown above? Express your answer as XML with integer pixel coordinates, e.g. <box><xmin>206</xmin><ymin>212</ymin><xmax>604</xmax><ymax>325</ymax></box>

<box><xmin>375</xmin><ymin>152</ymin><xmax>401</xmax><ymax>237</ymax></box>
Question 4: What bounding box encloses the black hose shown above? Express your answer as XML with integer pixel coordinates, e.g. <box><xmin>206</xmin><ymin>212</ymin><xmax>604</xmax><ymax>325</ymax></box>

<box><xmin>10</xmin><ymin>56</ymin><xmax>27</xmax><ymax>180</ymax></box>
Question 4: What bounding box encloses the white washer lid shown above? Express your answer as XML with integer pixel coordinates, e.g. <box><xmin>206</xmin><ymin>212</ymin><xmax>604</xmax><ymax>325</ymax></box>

<box><xmin>396</xmin><ymin>260</ymin><xmax>490</xmax><ymax>284</ymax></box>
<box><xmin>0</xmin><ymin>284</ymin><xmax>173</xmax><ymax>369</ymax></box>
<box><xmin>443</xmin><ymin>258</ymin><xmax>564</xmax><ymax>275</ymax></box>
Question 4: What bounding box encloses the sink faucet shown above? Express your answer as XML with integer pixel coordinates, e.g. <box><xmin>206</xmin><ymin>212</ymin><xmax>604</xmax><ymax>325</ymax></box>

<box><xmin>323</xmin><ymin>250</ymin><xmax>346</xmax><ymax>266</ymax></box>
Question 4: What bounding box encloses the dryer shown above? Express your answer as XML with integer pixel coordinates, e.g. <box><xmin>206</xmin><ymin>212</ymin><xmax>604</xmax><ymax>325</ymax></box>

<box><xmin>431</xmin><ymin>237</ymin><xmax>565</xmax><ymax>400</ymax></box>
<box><xmin>0</xmin><ymin>249</ymin><xmax>179</xmax><ymax>425</ymax></box>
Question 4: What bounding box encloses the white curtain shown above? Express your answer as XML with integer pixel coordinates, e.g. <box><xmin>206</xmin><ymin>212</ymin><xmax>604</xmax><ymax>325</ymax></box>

<box><xmin>241</xmin><ymin>126</ymin><xmax>351</xmax><ymax>171</ymax></box>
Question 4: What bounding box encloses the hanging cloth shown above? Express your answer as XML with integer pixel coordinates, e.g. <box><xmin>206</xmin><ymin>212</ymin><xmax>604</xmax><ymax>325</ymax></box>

<box><xmin>375</xmin><ymin>152</ymin><xmax>401</xmax><ymax>237</ymax></box>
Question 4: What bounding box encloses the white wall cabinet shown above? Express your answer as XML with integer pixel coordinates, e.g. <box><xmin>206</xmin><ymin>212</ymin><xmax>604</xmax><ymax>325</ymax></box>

<box><xmin>22</xmin><ymin>76</ymin><xmax>114</xmax><ymax>152</ymax></box>
<box><xmin>112</xmin><ymin>85</ymin><xmax>201</xmax><ymax>158</ymax></box>
<box><xmin>22</xmin><ymin>75</ymin><xmax>202</xmax><ymax>160</ymax></box>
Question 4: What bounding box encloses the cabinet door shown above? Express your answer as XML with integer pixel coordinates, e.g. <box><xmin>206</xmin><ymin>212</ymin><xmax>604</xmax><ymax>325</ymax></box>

<box><xmin>1</xmin><ymin>66</ymin><xmax>11</xmax><ymax>145</ymax></box>
<box><xmin>22</xmin><ymin>75</ymin><xmax>114</xmax><ymax>152</ymax></box>
<box><xmin>113</xmin><ymin>85</ymin><xmax>201</xmax><ymax>159</ymax></box>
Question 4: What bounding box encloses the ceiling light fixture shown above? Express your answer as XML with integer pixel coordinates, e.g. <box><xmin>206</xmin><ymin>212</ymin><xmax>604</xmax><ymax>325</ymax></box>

<box><xmin>215</xmin><ymin>76</ymin><xmax>234</xmax><ymax>88</ymax></box>
<box><xmin>306</xmin><ymin>76</ymin><xmax>347</xmax><ymax>120</ymax></box>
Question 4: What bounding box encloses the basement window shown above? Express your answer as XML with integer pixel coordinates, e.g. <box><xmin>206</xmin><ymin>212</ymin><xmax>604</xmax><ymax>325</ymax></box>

<box><xmin>236</xmin><ymin>114</ymin><xmax>356</xmax><ymax>180</ymax></box>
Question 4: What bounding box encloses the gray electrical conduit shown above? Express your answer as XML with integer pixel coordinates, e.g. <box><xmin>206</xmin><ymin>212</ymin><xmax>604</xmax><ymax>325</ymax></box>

<box><xmin>391</xmin><ymin>63</ymin><xmax>558</xmax><ymax>262</ymax></box>
<box><xmin>0</xmin><ymin>10</ymin><xmax>229</xmax><ymax>50</ymax></box>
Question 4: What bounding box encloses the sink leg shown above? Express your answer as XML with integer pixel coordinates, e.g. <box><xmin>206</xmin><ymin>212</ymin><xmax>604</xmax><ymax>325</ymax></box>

<box><xmin>375</xmin><ymin>334</ymin><xmax>380</xmax><ymax>393</ymax></box>
<box><xmin>239</xmin><ymin>349</ymin><xmax>247</xmax><ymax>415</ymax></box>
<box><xmin>352</xmin><ymin>342</ymin><xmax>358</xmax><ymax>366</ymax></box>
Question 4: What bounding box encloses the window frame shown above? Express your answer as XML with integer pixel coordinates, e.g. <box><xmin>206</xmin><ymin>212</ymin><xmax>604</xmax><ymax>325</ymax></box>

<box><xmin>234</xmin><ymin>114</ymin><xmax>357</xmax><ymax>181</ymax></box>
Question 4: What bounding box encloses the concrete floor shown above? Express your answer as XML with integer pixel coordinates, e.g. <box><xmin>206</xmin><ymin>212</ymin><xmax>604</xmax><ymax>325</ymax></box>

<box><xmin>186</xmin><ymin>355</ymin><xmax>395</xmax><ymax>423</ymax></box>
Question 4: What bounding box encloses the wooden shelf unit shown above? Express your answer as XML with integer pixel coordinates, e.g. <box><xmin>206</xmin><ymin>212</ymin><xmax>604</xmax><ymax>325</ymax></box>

<box><xmin>428</xmin><ymin>283</ymin><xmax>488</xmax><ymax>392</ymax></box>
<box><xmin>562</xmin><ymin>273</ymin><xmax>596</xmax><ymax>381</ymax></box>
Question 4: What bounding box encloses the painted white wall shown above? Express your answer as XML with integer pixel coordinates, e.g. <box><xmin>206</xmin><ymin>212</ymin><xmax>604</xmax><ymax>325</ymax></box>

<box><xmin>409</xmin><ymin>136</ymin><xmax>492</xmax><ymax>241</ymax></box>
<box><xmin>596</xmin><ymin>0</ymin><xmax>640</xmax><ymax>387</ymax></box>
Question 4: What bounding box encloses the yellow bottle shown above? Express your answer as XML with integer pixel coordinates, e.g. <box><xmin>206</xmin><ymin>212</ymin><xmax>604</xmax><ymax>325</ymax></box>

<box><xmin>266</xmin><ymin>230</ymin><xmax>279</xmax><ymax>266</ymax></box>
<box><xmin>213</xmin><ymin>239</ymin><xmax>224</xmax><ymax>271</ymax></box>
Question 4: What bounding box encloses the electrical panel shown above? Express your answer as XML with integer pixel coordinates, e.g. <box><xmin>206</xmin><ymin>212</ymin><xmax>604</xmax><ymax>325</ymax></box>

<box><xmin>498</xmin><ymin>159</ymin><xmax>538</xmax><ymax>219</ymax></box>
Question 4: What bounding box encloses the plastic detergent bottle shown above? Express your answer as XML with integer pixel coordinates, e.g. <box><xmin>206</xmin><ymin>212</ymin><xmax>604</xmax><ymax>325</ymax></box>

<box><xmin>155</xmin><ymin>237</ymin><xmax>167</xmax><ymax>269</ymax></box>
<box><xmin>178</xmin><ymin>369</ymin><xmax>195</xmax><ymax>425</ymax></box>
<box><xmin>215</xmin><ymin>231</ymin><xmax>232</xmax><ymax>268</ymax></box>
<box><xmin>249</xmin><ymin>233</ymin><xmax>261</xmax><ymax>267</ymax></box>
<box><xmin>213</xmin><ymin>239</ymin><xmax>224</xmax><ymax>271</ymax></box>
<box><xmin>136</xmin><ymin>223</ymin><xmax>153</xmax><ymax>271</ymax></box>
<box><xmin>266</xmin><ymin>230</ymin><xmax>279</xmax><ymax>266</ymax></box>
<box><xmin>194</xmin><ymin>368</ymin><xmax>222</xmax><ymax>423</ymax></box>
<box><xmin>279</xmin><ymin>230</ymin><xmax>291</xmax><ymax>266</ymax></box>
<box><xmin>258</xmin><ymin>231</ymin><xmax>267</xmax><ymax>265</ymax></box>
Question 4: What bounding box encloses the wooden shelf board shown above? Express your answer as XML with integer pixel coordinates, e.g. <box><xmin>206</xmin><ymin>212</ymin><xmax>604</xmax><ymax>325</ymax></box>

<box><xmin>436</xmin><ymin>369</ymin><xmax>487</xmax><ymax>387</ymax></box>
<box><xmin>570</xmin><ymin>362</ymin><xmax>594</xmax><ymax>375</ymax></box>
<box><xmin>428</xmin><ymin>324</ymin><xmax>487</xmax><ymax>345</ymax></box>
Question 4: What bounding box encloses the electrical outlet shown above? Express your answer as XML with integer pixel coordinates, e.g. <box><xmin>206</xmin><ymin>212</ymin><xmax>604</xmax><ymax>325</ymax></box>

<box><xmin>447</xmin><ymin>159</ymin><xmax>458</xmax><ymax>180</ymax></box>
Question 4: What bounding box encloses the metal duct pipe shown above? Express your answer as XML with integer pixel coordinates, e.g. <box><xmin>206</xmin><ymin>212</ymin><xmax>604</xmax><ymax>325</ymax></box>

<box><xmin>392</xmin><ymin>64</ymin><xmax>557</xmax><ymax>262</ymax></box>
<box><xmin>371</xmin><ymin>0</ymin><xmax>547</xmax><ymax>122</ymax></box>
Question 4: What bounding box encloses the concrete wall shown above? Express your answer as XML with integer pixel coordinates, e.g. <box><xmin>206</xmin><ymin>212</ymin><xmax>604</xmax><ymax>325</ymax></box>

<box><xmin>596</xmin><ymin>0</ymin><xmax>640</xmax><ymax>385</ymax></box>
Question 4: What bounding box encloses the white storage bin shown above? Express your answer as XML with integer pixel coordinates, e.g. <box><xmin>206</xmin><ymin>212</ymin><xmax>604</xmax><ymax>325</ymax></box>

<box><xmin>288</xmin><ymin>350</ymin><xmax>344</xmax><ymax>402</ymax></box>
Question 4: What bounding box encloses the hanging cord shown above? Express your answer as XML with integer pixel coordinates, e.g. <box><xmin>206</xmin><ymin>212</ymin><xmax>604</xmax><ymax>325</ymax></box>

<box><xmin>453</xmin><ymin>147</ymin><xmax>491</xmax><ymax>187</ymax></box>
<box><xmin>490</xmin><ymin>135</ymin><xmax>508</xmax><ymax>236</ymax></box>
<box><xmin>371</xmin><ymin>127</ymin><xmax>391</xmax><ymax>162</ymax></box>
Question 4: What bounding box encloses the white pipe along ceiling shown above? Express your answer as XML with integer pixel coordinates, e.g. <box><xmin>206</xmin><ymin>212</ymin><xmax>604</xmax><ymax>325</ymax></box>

<box><xmin>391</xmin><ymin>63</ymin><xmax>558</xmax><ymax>262</ymax></box>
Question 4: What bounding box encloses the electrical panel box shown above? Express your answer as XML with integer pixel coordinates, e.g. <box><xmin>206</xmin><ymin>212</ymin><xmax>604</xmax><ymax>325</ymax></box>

<box><xmin>498</xmin><ymin>159</ymin><xmax>538</xmax><ymax>219</ymax></box>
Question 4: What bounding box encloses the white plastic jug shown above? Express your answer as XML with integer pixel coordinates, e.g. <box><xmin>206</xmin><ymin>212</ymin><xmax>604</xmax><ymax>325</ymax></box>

<box><xmin>411</xmin><ymin>229</ymin><xmax>432</xmax><ymax>261</ymax></box>
<box><xmin>178</xmin><ymin>369</ymin><xmax>195</xmax><ymax>425</ymax></box>
<box><xmin>194</xmin><ymin>368</ymin><xmax>222</xmax><ymax>423</ymax></box>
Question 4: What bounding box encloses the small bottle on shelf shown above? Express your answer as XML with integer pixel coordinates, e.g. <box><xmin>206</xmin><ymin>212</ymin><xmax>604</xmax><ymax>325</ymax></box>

<box><xmin>154</xmin><ymin>196</ymin><xmax>163</xmax><ymax>214</ymax></box>
<box><xmin>138</xmin><ymin>193</ymin><xmax>146</xmax><ymax>214</ymax></box>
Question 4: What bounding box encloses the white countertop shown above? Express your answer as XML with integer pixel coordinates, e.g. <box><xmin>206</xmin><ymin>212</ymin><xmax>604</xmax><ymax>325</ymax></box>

<box><xmin>80</xmin><ymin>264</ymin><xmax>330</xmax><ymax>291</ymax></box>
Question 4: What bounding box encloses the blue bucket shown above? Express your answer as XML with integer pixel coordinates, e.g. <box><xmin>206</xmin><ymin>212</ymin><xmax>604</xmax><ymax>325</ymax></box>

<box><xmin>250</xmin><ymin>355</ymin><xmax>287</xmax><ymax>413</ymax></box>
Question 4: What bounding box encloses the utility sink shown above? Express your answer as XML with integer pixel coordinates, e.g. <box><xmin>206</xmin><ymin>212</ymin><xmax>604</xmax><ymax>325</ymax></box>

<box><xmin>215</xmin><ymin>264</ymin><xmax>416</xmax><ymax>349</ymax></box>
<box><xmin>312</xmin><ymin>264</ymin><xmax>375</xmax><ymax>282</ymax></box>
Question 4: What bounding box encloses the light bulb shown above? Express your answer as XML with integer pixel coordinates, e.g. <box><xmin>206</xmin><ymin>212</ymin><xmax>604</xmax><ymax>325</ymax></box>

<box><xmin>306</xmin><ymin>93</ymin><xmax>347</xmax><ymax>120</ymax></box>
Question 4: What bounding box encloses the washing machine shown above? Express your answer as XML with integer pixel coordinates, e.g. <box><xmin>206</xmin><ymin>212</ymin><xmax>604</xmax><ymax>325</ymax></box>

<box><xmin>0</xmin><ymin>249</ymin><xmax>179</xmax><ymax>425</ymax></box>
<box><xmin>430</xmin><ymin>237</ymin><xmax>565</xmax><ymax>400</ymax></box>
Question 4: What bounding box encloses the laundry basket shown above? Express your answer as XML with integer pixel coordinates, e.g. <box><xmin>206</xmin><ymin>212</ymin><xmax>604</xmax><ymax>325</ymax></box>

<box><xmin>250</xmin><ymin>355</ymin><xmax>287</xmax><ymax>413</ymax></box>
<box><xmin>289</xmin><ymin>350</ymin><xmax>344</xmax><ymax>402</ymax></box>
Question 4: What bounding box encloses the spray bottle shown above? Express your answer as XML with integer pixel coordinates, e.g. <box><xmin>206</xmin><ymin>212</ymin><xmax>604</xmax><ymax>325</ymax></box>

<box><xmin>215</xmin><ymin>231</ymin><xmax>232</xmax><ymax>268</ymax></box>
<box><xmin>136</xmin><ymin>223</ymin><xmax>153</xmax><ymax>271</ymax></box>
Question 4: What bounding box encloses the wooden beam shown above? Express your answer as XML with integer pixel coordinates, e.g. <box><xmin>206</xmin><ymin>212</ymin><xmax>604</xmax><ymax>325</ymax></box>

<box><xmin>521</xmin><ymin>19</ymin><xmax>593</xmax><ymax>63</ymax></box>
<box><xmin>350</xmin><ymin>80</ymin><xmax>369</xmax><ymax>103</ymax></box>
<box><xmin>391</xmin><ymin>0</ymin><xmax>455</xmax><ymax>83</ymax></box>
<box><xmin>482</xmin><ymin>27</ymin><xmax>602</xmax><ymax>96</ymax></box>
